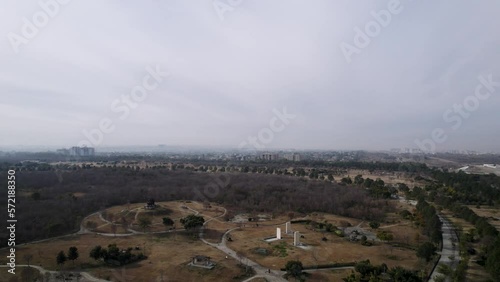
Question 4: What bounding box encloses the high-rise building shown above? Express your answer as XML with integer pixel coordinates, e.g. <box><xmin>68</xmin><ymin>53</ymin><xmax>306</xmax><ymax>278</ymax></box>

<box><xmin>284</xmin><ymin>153</ymin><xmax>301</xmax><ymax>161</ymax></box>
<box><xmin>261</xmin><ymin>153</ymin><xmax>279</xmax><ymax>161</ymax></box>
<box><xmin>69</xmin><ymin>146</ymin><xmax>95</xmax><ymax>157</ymax></box>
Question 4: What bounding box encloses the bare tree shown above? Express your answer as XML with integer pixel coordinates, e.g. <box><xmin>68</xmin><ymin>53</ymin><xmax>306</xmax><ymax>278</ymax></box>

<box><xmin>111</xmin><ymin>224</ymin><xmax>117</xmax><ymax>237</ymax></box>
<box><xmin>23</xmin><ymin>254</ymin><xmax>33</xmax><ymax>267</ymax></box>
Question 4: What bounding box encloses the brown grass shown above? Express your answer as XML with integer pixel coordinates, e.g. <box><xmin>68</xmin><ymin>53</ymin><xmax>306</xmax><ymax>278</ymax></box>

<box><xmin>82</xmin><ymin>201</ymin><xmax>228</xmax><ymax>234</ymax></box>
<box><xmin>468</xmin><ymin>206</ymin><xmax>500</xmax><ymax>232</ymax></box>
<box><xmin>227</xmin><ymin>215</ymin><xmax>420</xmax><ymax>272</ymax></box>
<box><xmin>0</xmin><ymin>201</ymin><xmax>430</xmax><ymax>282</ymax></box>
<box><xmin>0</xmin><ymin>233</ymin><xmax>247</xmax><ymax>282</ymax></box>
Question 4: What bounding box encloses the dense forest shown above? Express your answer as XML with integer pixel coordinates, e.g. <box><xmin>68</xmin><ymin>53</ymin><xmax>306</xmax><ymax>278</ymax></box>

<box><xmin>427</xmin><ymin>170</ymin><xmax>500</xmax><ymax>205</ymax></box>
<box><xmin>0</xmin><ymin>164</ymin><xmax>393</xmax><ymax>245</ymax></box>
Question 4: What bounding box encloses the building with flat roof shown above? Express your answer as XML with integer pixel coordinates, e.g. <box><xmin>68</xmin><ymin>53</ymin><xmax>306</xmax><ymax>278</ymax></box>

<box><xmin>261</xmin><ymin>153</ymin><xmax>279</xmax><ymax>161</ymax></box>
<box><xmin>69</xmin><ymin>146</ymin><xmax>95</xmax><ymax>157</ymax></box>
<box><xmin>284</xmin><ymin>153</ymin><xmax>301</xmax><ymax>162</ymax></box>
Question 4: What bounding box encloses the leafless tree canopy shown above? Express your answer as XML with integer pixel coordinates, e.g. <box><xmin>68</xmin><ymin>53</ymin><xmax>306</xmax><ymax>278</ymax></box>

<box><xmin>0</xmin><ymin>168</ymin><xmax>393</xmax><ymax>244</ymax></box>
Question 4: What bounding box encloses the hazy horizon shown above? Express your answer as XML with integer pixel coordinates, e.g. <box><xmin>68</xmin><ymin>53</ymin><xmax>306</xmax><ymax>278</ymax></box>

<box><xmin>1</xmin><ymin>1</ymin><xmax>500</xmax><ymax>152</ymax></box>
<box><xmin>0</xmin><ymin>144</ymin><xmax>498</xmax><ymax>154</ymax></box>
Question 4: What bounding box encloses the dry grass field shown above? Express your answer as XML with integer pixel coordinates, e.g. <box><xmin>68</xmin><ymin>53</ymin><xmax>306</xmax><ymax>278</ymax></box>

<box><xmin>227</xmin><ymin>213</ymin><xmax>421</xmax><ymax>272</ymax></box>
<box><xmin>1</xmin><ymin>201</ymin><xmax>432</xmax><ymax>282</ymax></box>
<box><xmin>0</xmin><ymin>233</ymin><xmax>246</xmax><ymax>282</ymax></box>
<box><xmin>82</xmin><ymin>201</ymin><xmax>227</xmax><ymax>234</ymax></box>
<box><xmin>340</xmin><ymin>169</ymin><xmax>427</xmax><ymax>188</ymax></box>
<box><xmin>468</xmin><ymin>205</ymin><xmax>500</xmax><ymax>232</ymax></box>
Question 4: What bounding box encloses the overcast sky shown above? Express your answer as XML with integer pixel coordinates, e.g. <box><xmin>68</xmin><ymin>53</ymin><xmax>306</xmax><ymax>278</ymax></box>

<box><xmin>1</xmin><ymin>0</ymin><xmax>499</xmax><ymax>152</ymax></box>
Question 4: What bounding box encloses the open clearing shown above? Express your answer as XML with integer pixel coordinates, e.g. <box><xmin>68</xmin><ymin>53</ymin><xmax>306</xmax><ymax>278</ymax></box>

<box><xmin>468</xmin><ymin>205</ymin><xmax>500</xmax><ymax>232</ymax></box>
<box><xmin>227</xmin><ymin>213</ymin><xmax>420</xmax><ymax>272</ymax></box>
<box><xmin>0</xmin><ymin>233</ymin><xmax>246</xmax><ymax>282</ymax></box>
<box><xmin>1</xmin><ymin>201</ymin><xmax>427</xmax><ymax>281</ymax></box>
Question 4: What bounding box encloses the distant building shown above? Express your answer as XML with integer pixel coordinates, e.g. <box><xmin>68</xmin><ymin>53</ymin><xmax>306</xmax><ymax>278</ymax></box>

<box><xmin>69</xmin><ymin>146</ymin><xmax>95</xmax><ymax>157</ymax></box>
<box><xmin>284</xmin><ymin>153</ymin><xmax>301</xmax><ymax>162</ymax></box>
<box><xmin>261</xmin><ymin>153</ymin><xmax>279</xmax><ymax>161</ymax></box>
<box><xmin>56</xmin><ymin>148</ymin><xmax>69</xmax><ymax>155</ymax></box>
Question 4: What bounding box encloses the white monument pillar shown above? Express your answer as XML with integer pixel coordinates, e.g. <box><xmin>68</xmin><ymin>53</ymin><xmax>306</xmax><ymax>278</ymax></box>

<box><xmin>276</xmin><ymin>227</ymin><xmax>282</xmax><ymax>239</ymax></box>
<box><xmin>286</xmin><ymin>222</ymin><xmax>292</xmax><ymax>234</ymax></box>
<box><xmin>293</xmin><ymin>231</ymin><xmax>300</xmax><ymax>246</ymax></box>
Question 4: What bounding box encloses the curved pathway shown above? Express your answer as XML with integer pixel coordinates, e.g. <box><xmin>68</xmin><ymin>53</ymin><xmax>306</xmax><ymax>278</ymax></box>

<box><xmin>2</xmin><ymin>203</ymin><xmax>288</xmax><ymax>282</ymax></box>
<box><xmin>196</xmin><ymin>206</ymin><xmax>287</xmax><ymax>282</ymax></box>
<box><xmin>0</xmin><ymin>264</ymin><xmax>108</xmax><ymax>282</ymax></box>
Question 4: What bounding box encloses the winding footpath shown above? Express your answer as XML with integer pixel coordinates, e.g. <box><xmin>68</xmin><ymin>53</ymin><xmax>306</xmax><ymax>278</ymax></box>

<box><xmin>198</xmin><ymin>209</ymin><xmax>287</xmax><ymax>282</ymax></box>
<box><xmin>2</xmin><ymin>204</ymin><xmax>288</xmax><ymax>282</ymax></box>
<box><xmin>0</xmin><ymin>264</ymin><xmax>108</xmax><ymax>282</ymax></box>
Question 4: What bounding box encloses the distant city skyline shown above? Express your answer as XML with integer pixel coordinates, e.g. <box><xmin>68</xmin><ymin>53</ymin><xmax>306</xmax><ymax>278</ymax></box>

<box><xmin>0</xmin><ymin>144</ymin><xmax>498</xmax><ymax>155</ymax></box>
<box><xmin>1</xmin><ymin>1</ymin><xmax>499</xmax><ymax>152</ymax></box>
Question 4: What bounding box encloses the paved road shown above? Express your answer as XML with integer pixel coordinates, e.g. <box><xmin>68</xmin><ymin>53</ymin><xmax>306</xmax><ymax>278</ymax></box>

<box><xmin>202</xmin><ymin>228</ymin><xmax>287</xmax><ymax>282</ymax></box>
<box><xmin>429</xmin><ymin>215</ymin><xmax>460</xmax><ymax>282</ymax></box>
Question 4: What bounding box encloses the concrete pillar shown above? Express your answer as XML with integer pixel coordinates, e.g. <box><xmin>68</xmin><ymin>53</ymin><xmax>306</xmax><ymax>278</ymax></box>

<box><xmin>286</xmin><ymin>222</ymin><xmax>291</xmax><ymax>234</ymax></box>
<box><xmin>294</xmin><ymin>231</ymin><xmax>300</xmax><ymax>246</ymax></box>
<box><xmin>277</xmin><ymin>228</ymin><xmax>282</xmax><ymax>239</ymax></box>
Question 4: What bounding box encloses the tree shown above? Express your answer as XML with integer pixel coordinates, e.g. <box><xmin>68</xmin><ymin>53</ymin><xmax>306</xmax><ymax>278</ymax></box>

<box><xmin>486</xmin><ymin>236</ymin><xmax>500</xmax><ymax>280</ymax></box>
<box><xmin>325</xmin><ymin>223</ymin><xmax>335</xmax><ymax>232</ymax></box>
<box><xmin>437</xmin><ymin>263</ymin><xmax>451</xmax><ymax>276</ymax></box>
<box><xmin>376</xmin><ymin>231</ymin><xmax>393</xmax><ymax>241</ymax></box>
<box><xmin>162</xmin><ymin>217</ymin><xmax>174</xmax><ymax>226</ymax></box>
<box><xmin>138</xmin><ymin>217</ymin><xmax>152</xmax><ymax>232</ymax></box>
<box><xmin>399</xmin><ymin>210</ymin><xmax>412</xmax><ymax>220</ymax></box>
<box><xmin>360</xmin><ymin>235</ymin><xmax>368</xmax><ymax>245</ymax></box>
<box><xmin>23</xmin><ymin>254</ymin><xmax>33</xmax><ymax>267</ymax></box>
<box><xmin>203</xmin><ymin>200</ymin><xmax>211</xmax><ymax>210</ymax></box>
<box><xmin>434</xmin><ymin>275</ymin><xmax>446</xmax><ymax>282</ymax></box>
<box><xmin>342</xmin><ymin>271</ymin><xmax>360</xmax><ymax>282</ymax></box>
<box><xmin>355</xmin><ymin>260</ymin><xmax>374</xmax><ymax>278</ymax></box>
<box><xmin>56</xmin><ymin>251</ymin><xmax>67</xmax><ymax>268</ymax></box>
<box><xmin>31</xmin><ymin>192</ymin><xmax>41</xmax><ymax>201</ymax></box>
<box><xmin>285</xmin><ymin>260</ymin><xmax>304</xmax><ymax>280</ymax></box>
<box><xmin>67</xmin><ymin>247</ymin><xmax>79</xmax><ymax>265</ymax></box>
<box><xmin>90</xmin><ymin>245</ymin><xmax>103</xmax><ymax>261</ymax></box>
<box><xmin>111</xmin><ymin>224</ymin><xmax>117</xmax><ymax>237</ymax></box>
<box><xmin>416</xmin><ymin>242</ymin><xmax>437</xmax><ymax>262</ymax></box>
<box><xmin>86</xmin><ymin>220</ymin><xmax>98</xmax><ymax>231</ymax></box>
<box><xmin>180</xmin><ymin>214</ymin><xmax>205</xmax><ymax>230</ymax></box>
<box><xmin>328</xmin><ymin>174</ymin><xmax>334</xmax><ymax>181</ymax></box>
<box><xmin>121</xmin><ymin>216</ymin><xmax>129</xmax><ymax>231</ymax></box>
<box><xmin>354</xmin><ymin>175</ymin><xmax>364</xmax><ymax>185</ymax></box>
<box><xmin>341</xmin><ymin>177</ymin><xmax>353</xmax><ymax>184</ymax></box>
<box><xmin>388</xmin><ymin>266</ymin><xmax>422</xmax><ymax>282</ymax></box>
<box><xmin>369</xmin><ymin>221</ymin><xmax>380</xmax><ymax>229</ymax></box>
<box><xmin>364</xmin><ymin>178</ymin><xmax>374</xmax><ymax>187</ymax></box>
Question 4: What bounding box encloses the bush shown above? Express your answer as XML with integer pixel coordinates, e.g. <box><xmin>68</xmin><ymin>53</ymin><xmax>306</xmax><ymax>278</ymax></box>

<box><xmin>416</xmin><ymin>242</ymin><xmax>436</xmax><ymax>262</ymax></box>
<box><xmin>376</xmin><ymin>231</ymin><xmax>393</xmax><ymax>241</ymax></box>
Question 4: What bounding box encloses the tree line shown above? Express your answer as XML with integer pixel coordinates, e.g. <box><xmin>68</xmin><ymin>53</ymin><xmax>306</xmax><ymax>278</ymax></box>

<box><xmin>0</xmin><ymin>165</ymin><xmax>393</xmax><ymax>244</ymax></box>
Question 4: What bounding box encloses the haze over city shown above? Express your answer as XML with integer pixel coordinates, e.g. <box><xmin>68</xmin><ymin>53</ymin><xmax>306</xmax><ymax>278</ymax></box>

<box><xmin>1</xmin><ymin>0</ymin><xmax>499</xmax><ymax>152</ymax></box>
<box><xmin>3</xmin><ymin>2</ymin><xmax>500</xmax><ymax>282</ymax></box>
